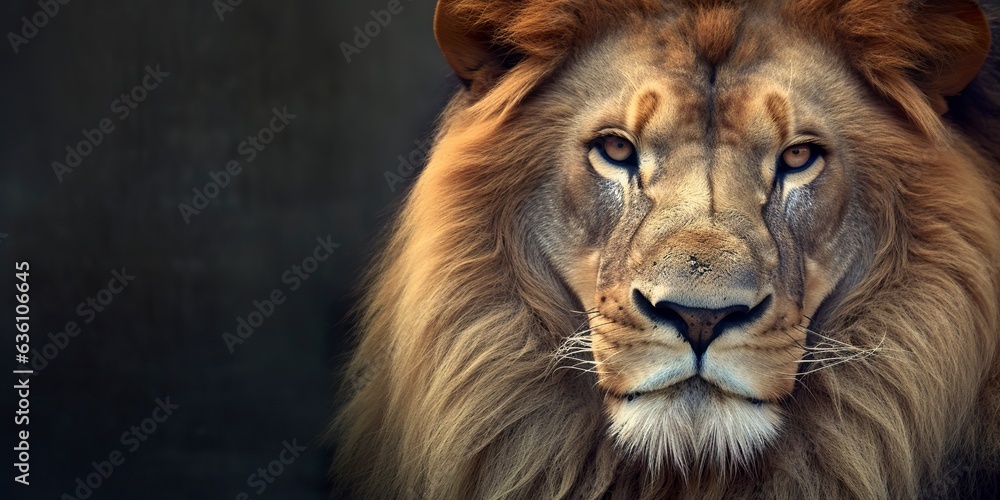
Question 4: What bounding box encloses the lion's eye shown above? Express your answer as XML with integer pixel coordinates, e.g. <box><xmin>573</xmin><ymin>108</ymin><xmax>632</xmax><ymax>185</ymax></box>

<box><xmin>603</xmin><ymin>137</ymin><xmax>634</xmax><ymax>162</ymax></box>
<box><xmin>779</xmin><ymin>144</ymin><xmax>821</xmax><ymax>171</ymax></box>
<box><xmin>593</xmin><ymin>135</ymin><xmax>638</xmax><ymax>168</ymax></box>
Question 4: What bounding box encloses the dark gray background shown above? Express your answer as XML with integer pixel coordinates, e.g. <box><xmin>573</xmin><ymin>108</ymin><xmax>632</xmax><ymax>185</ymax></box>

<box><xmin>1</xmin><ymin>1</ymin><xmax>450</xmax><ymax>498</ymax></box>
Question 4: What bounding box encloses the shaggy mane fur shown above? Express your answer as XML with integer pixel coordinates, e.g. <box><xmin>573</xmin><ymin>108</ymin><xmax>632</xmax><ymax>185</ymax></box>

<box><xmin>332</xmin><ymin>1</ymin><xmax>1000</xmax><ymax>498</ymax></box>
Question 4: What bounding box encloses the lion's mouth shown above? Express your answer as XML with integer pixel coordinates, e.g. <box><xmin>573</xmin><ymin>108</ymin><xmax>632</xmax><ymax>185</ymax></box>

<box><xmin>602</xmin><ymin>376</ymin><xmax>786</xmax><ymax>469</ymax></box>
<box><xmin>610</xmin><ymin>377</ymin><xmax>768</xmax><ymax>407</ymax></box>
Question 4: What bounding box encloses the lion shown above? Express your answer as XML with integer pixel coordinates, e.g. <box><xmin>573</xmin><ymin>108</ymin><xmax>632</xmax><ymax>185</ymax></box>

<box><xmin>331</xmin><ymin>0</ymin><xmax>1000</xmax><ymax>498</ymax></box>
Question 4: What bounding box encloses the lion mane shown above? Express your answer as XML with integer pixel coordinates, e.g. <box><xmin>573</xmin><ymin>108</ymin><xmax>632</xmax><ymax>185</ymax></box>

<box><xmin>332</xmin><ymin>1</ymin><xmax>1000</xmax><ymax>498</ymax></box>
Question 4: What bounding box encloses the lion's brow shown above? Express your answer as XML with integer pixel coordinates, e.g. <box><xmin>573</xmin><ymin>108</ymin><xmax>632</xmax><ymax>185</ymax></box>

<box><xmin>628</xmin><ymin>89</ymin><xmax>662</xmax><ymax>137</ymax></box>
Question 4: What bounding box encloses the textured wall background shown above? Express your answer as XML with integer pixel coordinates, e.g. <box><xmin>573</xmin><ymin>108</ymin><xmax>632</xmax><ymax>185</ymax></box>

<box><xmin>1</xmin><ymin>1</ymin><xmax>449</xmax><ymax>498</ymax></box>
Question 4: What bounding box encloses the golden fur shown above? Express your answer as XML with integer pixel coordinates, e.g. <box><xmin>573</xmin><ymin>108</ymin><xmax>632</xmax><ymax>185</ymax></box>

<box><xmin>332</xmin><ymin>1</ymin><xmax>1000</xmax><ymax>498</ymax></box>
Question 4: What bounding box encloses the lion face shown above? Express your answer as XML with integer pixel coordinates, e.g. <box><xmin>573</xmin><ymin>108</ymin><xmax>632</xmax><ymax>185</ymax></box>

<box><xmin>336</xmin><ymin>0</ymin><xmax>997</xmax><ymax>496</ymax></box>
<box><xmin>531</xmin><ymin>13</ymin><xmax>875</xmax><ymax>469</ymax></box>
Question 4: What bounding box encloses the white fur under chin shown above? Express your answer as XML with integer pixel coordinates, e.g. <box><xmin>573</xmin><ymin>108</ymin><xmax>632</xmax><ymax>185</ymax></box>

<box><xmin>606</xmin><ymin>386</ymin><xmax>784</xmax><ymax>473</ymax></box>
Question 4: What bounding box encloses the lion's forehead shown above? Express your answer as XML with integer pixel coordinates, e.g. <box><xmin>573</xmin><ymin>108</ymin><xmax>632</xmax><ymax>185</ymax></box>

<box><xmin>560</xmin><ymin>6</ymin><xmax>856</xmax><ymax>159</ymax></box>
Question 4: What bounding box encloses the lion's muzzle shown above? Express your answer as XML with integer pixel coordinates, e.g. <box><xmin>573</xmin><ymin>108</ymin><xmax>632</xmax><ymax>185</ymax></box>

<box><xmin>632</xmin><ymin>289</ymin><xmax>773</xmax><ymax>359</ymax></box>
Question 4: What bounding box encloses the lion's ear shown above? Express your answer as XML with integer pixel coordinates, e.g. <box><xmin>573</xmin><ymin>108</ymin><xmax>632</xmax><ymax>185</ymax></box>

<box><xmin>434</xmin><ymin>0</ymin><xmax>522</xmax><ymax>95</ymax></box>
<box><xmin>822</xmin><ymin>0</ymin><xmax>991</xmax><ymax>137</ymax></box>
<box><xmin>913</xmin><ymin>0</ymin><xmax>991</xmax><ymax>110</ymax></box>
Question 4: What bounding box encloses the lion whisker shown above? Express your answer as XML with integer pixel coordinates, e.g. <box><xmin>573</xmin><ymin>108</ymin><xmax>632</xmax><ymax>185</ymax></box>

<box><xmin>555</xmin><ymin>365</ymin><xmax>602</xmax><ymax>375</ymax></box>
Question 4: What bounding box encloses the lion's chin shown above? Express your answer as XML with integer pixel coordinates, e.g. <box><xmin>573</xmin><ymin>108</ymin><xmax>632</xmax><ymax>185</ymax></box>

<box><xmin>605</xmin><ymin>378</ymin><xmax>784</xmax><ymax>473</ymax></box>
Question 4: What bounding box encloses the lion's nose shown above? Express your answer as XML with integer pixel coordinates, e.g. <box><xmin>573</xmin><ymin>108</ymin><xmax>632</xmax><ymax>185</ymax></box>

<box><xmin>632</xmin><ymin>290</ymin><xmax>771</xmax><ymax>357</ymax></box>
